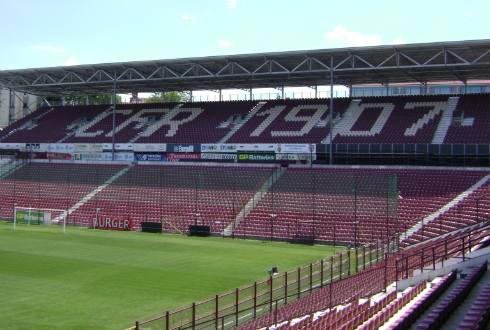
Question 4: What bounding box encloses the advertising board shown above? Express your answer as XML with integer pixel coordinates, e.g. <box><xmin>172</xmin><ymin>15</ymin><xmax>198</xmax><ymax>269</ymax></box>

<box><xmin>74</xmin><ymin>153</ymin><xmax>103</xmax><ymax>160</ymax></box>
<box><xmin>167</xmin><ymin>144</ymin><xmax>201</xmax><ymax>153</ymax></box>
<box><xmin>276</xmin><ymin>144</ymin><xmax>316</xmax><ymax>153</ymax></box>
<box><xmin>201</xmin><ymin>144</ymin><xmax>238</xmax><ymax>153</ymax></box>
<box><xmin>134</xmin><ymin>154</ymin><xmax>166</xmax><ymax>161</ymax></box>
<box><xmin>200</xmin><ymin>153</ymin><xmax>237</xmax><ymax>160</ymax></box>
<box><xmin>237</xmin><ymin>154</ymin><xmax>276</xmax><ymax>161</ymax></box>
<box><xmin>166</xmin><ymin>153</ymin><xmax>201</xmax><ymax>162</ymax></box>
<box><xmin>73</xmin><ymin>143</ymin><xmax>103</xmax><ymax>152</ymax></box>
<box><xmin>133</xmin><ymin>143</ymin><xmax>167</xmax><ymax>152</ymax></box>
<box><xmin>236</xmin><ymin>144</ymin><xmax>277</xmax><ymax>152</ymax></box>
<box><xmin>91</xmin><ymin>215</ymin><xmax>133</xmax><ymax>231</ymax></box>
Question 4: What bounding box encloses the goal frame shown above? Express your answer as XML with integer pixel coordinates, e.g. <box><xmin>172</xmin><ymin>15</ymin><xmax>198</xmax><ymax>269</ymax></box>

<box><xmin>13</xmin><ymin>206</ymin><xmax>68</xmax><ymax>233</ymax></box>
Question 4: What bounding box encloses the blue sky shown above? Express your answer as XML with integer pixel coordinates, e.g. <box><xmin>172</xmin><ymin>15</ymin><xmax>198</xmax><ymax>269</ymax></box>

<box><xmin>0</xmin><ymin>0</ymin><xmax>488</xmax><ymax>71</ymax></box>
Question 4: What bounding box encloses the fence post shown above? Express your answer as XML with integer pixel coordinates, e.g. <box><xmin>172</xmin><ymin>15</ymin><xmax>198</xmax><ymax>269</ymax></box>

<box><xmin>340</xmin><ymin>253</ymin><xmax>343</xmax><ymax>280</ymax></box>
<box><xmin>253</xmin><ymin>282</ymin><xmax>257</xmax><ymax>319</ymax></box>
<box><xmin>192</xmin><ymin>302</ymin><xmax>196</xmax><ymax>330</ymax></box>
<box><xmin>235</xmin><ymin>288</ymin><xmax>239</xmax><ymax>327</ymax></box>
<box><xmin>297</xmin><ymin>267</ymin><xmax>301</xmax><ymax>298</ymax></box>
<box><xmin>363</xmin><ymin>245</ymin><xmax>366</xmax><ymax>270</ymax></box>
<box><xmin>215</xmin><ymin>295</ymin><xmax>219</xmax><ymax>330</ymax></box>
<box><xmin>166</xmin><ymin>311</ymin><xmax>169</xmax><ymax>330</ymax></box>
<box><xmin>384</xmin><ymin>253</ymin><xmax>388</xmax><ymax>293</ymax></box>
<box><xmin>432</xmin><ymin>248</ymin><xmax>435</xmax><ymax>270</ymax></box>
<box><xmin>462</xmin><ymin>236</ymin><xmax>465</xmax><ymax>262</ymax></box>
<box><xmin>309</xmin><ymin>263</ymin><xmax>313</xmax><ymax>293</ymax></box>
<box><xmin>320</xmin><ymin>260</ymin><xmax>324</xmax><ymax>288</ymax></box>
<box><xmin>135</xmin><ymin>321</ymin><xmax>139</xmax><ymax>330</ymax></box>
<box><xmin>347</xmin><ymin>250</ymin><xmax>351</xmax><ymax>276</ymax></box>
<box><xmin>285</xmin><ymin>271</ymin><xmax>288</xmax><ymax>304</ymax></box>
<box><xmin>355</xmin><ymin>247</ymin><xmax>358</xmax><ymax>274</ymax></box>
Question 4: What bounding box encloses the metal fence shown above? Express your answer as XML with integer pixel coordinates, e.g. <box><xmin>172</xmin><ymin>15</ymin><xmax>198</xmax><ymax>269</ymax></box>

<box><xmin>132</xmin><ymin>239</ymin><xmax>395</xmax><ymax>330</ymax></box>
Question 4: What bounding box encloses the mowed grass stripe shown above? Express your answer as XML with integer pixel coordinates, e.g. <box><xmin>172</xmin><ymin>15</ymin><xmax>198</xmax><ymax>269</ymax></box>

<box><xmin>0</xmin><ymin>222</ymin><xmax>343</xmax><ymax>330</ymax></box>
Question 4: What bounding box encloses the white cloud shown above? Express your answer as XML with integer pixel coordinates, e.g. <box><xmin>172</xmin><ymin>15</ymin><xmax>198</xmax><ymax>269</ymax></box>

<box><xmin>218</xmin><ymin>40</ymin><xmax>233</xmax><ymax>47</ymax></box>
<box><xmin>324</xmin><ymin>25</ymin><xmax>381</xmax><ymax>47</ymax></box>
<box><xmin>182</xmin><ymin>13</ymin><xmax>195</xmax><ymax>20</ymax></box>
<box><xmin>390</xmin><ymin>38</ymin><xmax>407</xmax><ymax>45</ymax></box>
<box><xmin>467</xmin><ymin>13</ymin><xmax>472</xmax><ymax>18</ymax></box>
<box><xmin>226</xmin><ymin>0</ymin><xmax>236</xmax><ymax>8</ymax></box>
<box><xmin>63</xmin><ymin>58</ymin><xmax>79</xmax><ymax>66</ymax></box>
<box><xmin>31</xmin><ymin>45</ymin><xmax>66</xmax><ymax>52</ymax></box>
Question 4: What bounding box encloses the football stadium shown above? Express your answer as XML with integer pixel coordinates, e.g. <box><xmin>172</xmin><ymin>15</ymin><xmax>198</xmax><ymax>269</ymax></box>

<box><xmin>1</xmin><ymin>4</ymin><xmax>490</xmax><ymax>330</ymax></box>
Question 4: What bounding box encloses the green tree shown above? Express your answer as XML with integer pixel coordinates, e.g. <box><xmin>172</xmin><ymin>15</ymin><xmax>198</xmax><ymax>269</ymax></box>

<box><xmin>147</xmin><ymin>91</ymin><xmax>189</xmax><ymax>103</ymax></box>
<box><xmin>64</xmin><ymin>94</ymin><xmax>122</xmax><ymax>105</ymax></box>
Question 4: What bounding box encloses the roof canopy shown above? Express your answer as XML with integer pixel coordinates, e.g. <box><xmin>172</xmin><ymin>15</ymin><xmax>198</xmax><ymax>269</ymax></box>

<box><xmin>1</xmin><ymin>39</ymin><xmax>489</xmax><ymax>96</ymax></box>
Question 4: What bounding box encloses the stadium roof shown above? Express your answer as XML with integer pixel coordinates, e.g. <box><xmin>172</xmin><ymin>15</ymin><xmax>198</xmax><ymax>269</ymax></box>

<box><xmin>1</xmin><ymin>39</ymin><xmax>490</xmax><ymax>96</ymax></box>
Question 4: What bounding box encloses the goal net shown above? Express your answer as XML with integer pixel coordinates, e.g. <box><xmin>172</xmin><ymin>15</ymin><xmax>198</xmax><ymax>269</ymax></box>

<box><xmin>13</xmin><ymin>206</ymin><xmax>68</xmax><ymax>233</ymax></box>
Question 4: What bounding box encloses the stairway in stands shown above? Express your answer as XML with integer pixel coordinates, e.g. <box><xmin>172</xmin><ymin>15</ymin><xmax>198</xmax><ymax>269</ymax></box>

<box><xmin>0</xmin><ymin>107</ymin><xmax>55</xmax><ymax>141</ymax></box>
<box><xmin>222</xmin><ymin>167</ymin><xmax>284</xmax><ymax>236</ymax></box>
<box><xmin>57</xmin><ymin>106</ymin><xmax>112</xmax><ymax>143</ymax></box>
<box><xmin>431</xmin><ymin>96</ymin><xmax>460</xmax><ymax>144</ymax></box>
<box><xmin>129</xmin><ymin>103</ymin><xmax>183</xmax><ymax>142</ymax></box>
<box><xmin>53</xmin><ymin>165</ymin><xmax>134</xmax><ymax>223</ymax></box>
<box><xmin>322</xmin><ymin>99</ymin><xmax>361</xmax><ymax>144</ymax></box>
<box><xmin>219</xmin><ymin>102</ymin><xmax>267</xmax><ymax>143</ymax></box>
<box><xmin>402</xmin><ymin>172</ymin><xmax>490</xmax><ymax>244</ymax></box>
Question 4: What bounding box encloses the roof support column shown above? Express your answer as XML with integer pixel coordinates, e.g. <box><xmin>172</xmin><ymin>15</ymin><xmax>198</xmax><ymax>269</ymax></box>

<box><xmin>219</xmin><ymin>89</ymin><xmax>222</xmax><ymax>101</ymax></box>
<box><xmin>281</xmin><ymin>86</ymin><xmax>285</xmax><ymax>99</ymax></box>
<box><xmin>386</xmin><ymin>83</ymin><xmax>389</xmax><ymax>96</ymax></box>
<box><xmin>190</xmin><ymin>90</ymin><xmax>193</xmax><ymax>102</ymax></box>
<box><xmin>250</xmin><ymin>88</ymin><xmax>253</xmax><ymax>101</ymax></box>
<box><xmin>162</xmin><ymin>92</ymin><xmax>165</xmax><ymax>102</ymax></box>
<box><xmin>349</xmin><ymin>85</ymin><xmax>353</xmax><ymax>98</ymax></box>
<box><xmin>86</xmin><ymin>95</ymin><xmax>89</xmax><ymax>105</ymax></box>
<box><xmin>464</xmin><ymin>80</ymin><xmax>468</xmax><ymax>94</ymax></box>
<box><xmin>315</xmin><ymin>86</ymin><xmax>318</xmax><ymax>99</ymax></box>
<box><xmin>112</xmin><ymin>69</ymin><xmax>116</xmax><ymax>161</ymax></box>
<box><xmin>62</xmin><ymin>96</ymin><xmax>65</xmax><ymax>106</ymax></box>
<box><xmin>329</xmin><ymin>56</ymin><xmax>334</xmax><ymax>165</ymax></box>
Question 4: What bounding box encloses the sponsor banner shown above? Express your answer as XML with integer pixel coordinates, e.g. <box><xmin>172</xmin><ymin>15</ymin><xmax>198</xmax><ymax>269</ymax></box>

<box><xmin>238</xmin><ymin>154</ymin><xmax>276</xmax><ymax>161</ymax></box>
<box><xmin>0</xmin><ymin>143</ymin><xmax>22</xmax><ymax>150</ymax></box>
<box><xmin>201</xmin><ymin>153</ymin><xmax>237</xmax><ymax>160</ymax></box>
<box><xmin>103</xmin><ymin>143</ymin><xmax>113</xmax><ymax>150</ymax></box>
<box><xmin>25</xmin><ymin>143</ymin><xmax>46</xmax><ymax>152</ymax></box>
<box><xmin>47</xmin><ymin>152</ymin><xmax>73</xmax><ymax>160</ymax></box>
<box><xmin>114</xmin><ymin>143</ymin><xmax>134</xmax><ymax>151</ymax></box>
<box><xmin>134</xmin><ymin>153</ymin><xmax>166</xmax><ymax>161</ymax></box>
<box><xmin>275</xmin><ymin>154</ymin><xmax>317</xmax><ymax>161</ymax></box>
<box><xmin>167</xmin><ymin>144</ymin><xmax>201</xmax><ymax>153</ymax></box>
<box><xmin>276</xmin><ymin>144</ymin><xmax>316</xmax><ymax>153</ymax></box>
<box><xmin>74</xmin><ymin>153</ymin><xmax>104</xmax><ymax>160</ymax></box>
<box><xmin>167</xmin><ymin>153</ymin><xmax>201</xmax><ymax>162</ymax></box>
<box><xmin>236</xmin><ymin>144</ymin><xmax>277</xmax><ymax>152</ymax></box>
<box><xmin>74</xmin><ymin>143</ymin><xmax>103</xmax><ymax>152</ymax></box>
<box><xmin>91</xmin><ymin>215</ymin><xmax>133</xmax><ymax>231</ymax></box>
<box><xmin>15</xmin><ymin>210</ymin><xmax>47</xmax><ymax>224</ymax></box>
<box><xmin>133</xmin><ymin>143</ymin><xmax>166</xmax><ymax>152</ymax></box>
<box><xmin>201</xmin><ymin>144</ymin><xmax>238</xmax><ymax>153</ymax></box>
<box><xmin>46</xmin><ymin>143</ymin><xmax>74</xmax><ymax>153</ymax></box>
<box><xmin>102</xmin><ymin>153</ymin><xmax>134</xmax><ymax>161</ymax></box>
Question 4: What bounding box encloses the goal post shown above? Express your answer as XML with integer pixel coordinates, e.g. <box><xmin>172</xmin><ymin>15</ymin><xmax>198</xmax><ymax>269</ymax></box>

<box><xmin>161</xmin><ymin>216</ymin><xmax>185</xmax><ymax>235</ymax></box>
<box><xmin>13</xmin><ymin>206</ymin><xmax>68</xmax><ymax>233</ymax></box>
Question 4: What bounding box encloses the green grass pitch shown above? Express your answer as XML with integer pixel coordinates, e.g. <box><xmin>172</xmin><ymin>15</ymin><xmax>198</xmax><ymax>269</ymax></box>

<box><xmin>0</xmin><ymin>221</ymin><xmax>345</xmax><ymax>330</ymax></box>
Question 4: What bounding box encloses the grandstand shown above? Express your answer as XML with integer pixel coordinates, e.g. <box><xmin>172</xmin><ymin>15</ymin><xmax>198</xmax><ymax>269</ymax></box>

<box><xmin>0</xmin><ymin>39</ymin><xmax>489</xmax><ymax>330</ymax></box>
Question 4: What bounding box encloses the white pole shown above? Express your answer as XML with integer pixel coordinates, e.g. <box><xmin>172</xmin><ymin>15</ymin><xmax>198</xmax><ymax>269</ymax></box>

<box><xmin>13</xmin><ymin>206</ymin><xmax>16</xmax><ymax>229</ymax></box>
<box><xmin>63</xmin><ymin>211</ymin><xmax>66</xmax><ymax>234</ymax></box>
<box><xmin>28</xmin><ymin>206</ymin><xmax>31</xmax><ymax>227</ymax></box>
